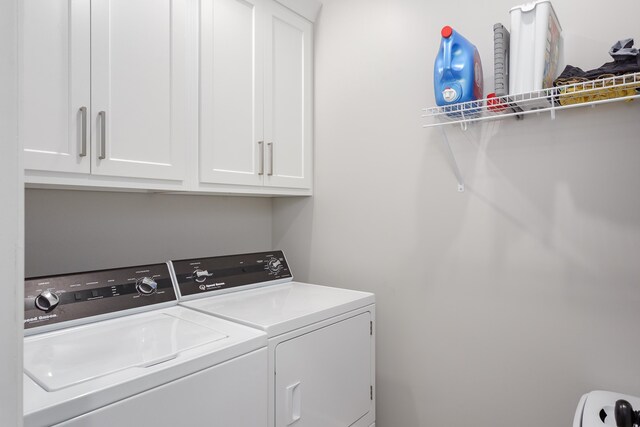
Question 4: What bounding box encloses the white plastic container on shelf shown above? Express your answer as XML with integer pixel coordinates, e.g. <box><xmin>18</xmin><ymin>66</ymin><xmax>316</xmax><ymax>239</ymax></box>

<box><xmin>509</xmin><ymin>0</ymin><xmax>563</xmax><ymax>109</ymax></box>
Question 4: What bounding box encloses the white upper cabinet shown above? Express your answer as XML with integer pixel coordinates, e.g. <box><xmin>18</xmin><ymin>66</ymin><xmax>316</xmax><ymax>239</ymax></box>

<box><xmin>20</xmin><ymin>0</ymin><xmax>91</xmax><ymax>174</ymax></box>
<box><xmin>199</xmin><ymin>0</ymin><xmax>313</xmax><ymax>192</ymax></box>
<box><xmin>22</xmin><ymin>0</ymin><xmax>187</xmax><ymax>183</ymax></box>
<box><xmin>91</xmin><ymin>0</ymin><xmax>187</xmax><ymax>181</ymax></box>
<box><xmin>199</xmin><ymin>0</ymin><xmax>265</xmax><ymax>186</ymax></box>
<box><xmin>21</xmin><ymin>0</ymin><xmax>317</xmax><ymax>195</ymax></box>
<box><xmin>264</xmin><ymin>2</ymin><xmax>313</xmax><ymax>189</ymax></box>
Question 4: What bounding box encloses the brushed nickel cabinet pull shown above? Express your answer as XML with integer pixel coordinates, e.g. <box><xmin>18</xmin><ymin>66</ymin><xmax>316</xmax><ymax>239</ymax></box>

<box><xmin>98</xmin><ymin>111</ymin><xmax>106</xmax><ymax>160</ymax></box>
<box><xmin>258</xmin><ymin>141</ymin><xmax>264</xmax><ymax>175</ymax></box>
<box><xmin>79</xmin><ymin>107</ymin><xmax>87</xmax><ymax>157</ymax></box>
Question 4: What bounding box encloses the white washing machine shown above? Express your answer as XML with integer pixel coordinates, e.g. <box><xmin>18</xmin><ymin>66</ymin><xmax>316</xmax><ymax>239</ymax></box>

<box><xmin>574</xmin><ymin>390</ymin><xmax>640</xmax><ymax>427</ymax></box>
<box><xmin>170</xmin><ymin>250</ymin><xmax>376</xmax><ymax>427</ymax></box>
<box><xmin>23</xmin><ymin>262</ymin><xmax>268</xmax><ymax>427</ymax></box>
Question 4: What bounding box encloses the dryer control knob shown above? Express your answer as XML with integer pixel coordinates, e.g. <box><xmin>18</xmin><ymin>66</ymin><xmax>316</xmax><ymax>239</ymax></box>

<box><xmin>193</xmin><ymin>269</ymin><xmax>213</xmax><ymax>283</ymax></box>
<box><xmin>35</xmin><ymin>290</ymin><xmax>60</xmax><ymax>311</ymax></box>
<box><xmin>267</xmin><ymin>258</ymin><xmax>283</xmax><ymax>274</ymax></box>
<box><xmin>136</xmin><ymin>277</ymin><xmax>158</xmax><ymax>295</ymax></box>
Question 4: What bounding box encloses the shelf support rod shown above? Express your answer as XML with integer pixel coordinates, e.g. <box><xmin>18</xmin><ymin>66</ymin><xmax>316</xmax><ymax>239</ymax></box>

<box><xmin>440</xmin><ymin>127</ymin><xmax>465</xmax><ymax>192</ymax></box>
<box><xmin>550</xmin><ymin>89</ymin><xmax>556</xmax><ymax>120</ymax></box>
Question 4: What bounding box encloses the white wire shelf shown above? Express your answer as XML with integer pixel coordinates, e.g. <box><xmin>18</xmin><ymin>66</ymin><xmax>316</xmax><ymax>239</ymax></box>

<box><xmin>422</xmin><ymin>72</ymin><xmax>640</xmax><ymax>128</ymax></box>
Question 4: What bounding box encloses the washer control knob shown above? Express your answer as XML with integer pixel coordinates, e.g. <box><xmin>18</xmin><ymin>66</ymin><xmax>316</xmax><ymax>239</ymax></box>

<box><xmin>35</xmin><ymin>290</ymin><xmax>60</xmax><ymax>312</ymax></box>
<box><xmin>193</xmin><ymin>269</ymin><xmax>213</xmax><ymax>283</ymax></box>
<box><xmin>136</xmin><ymin>277</ymin><xmax>158</xmax><ymax>295</ymax></box>
<box><xmin>267</xmin><ymin>257</ymin><xmax>283</xmax><ymax>274</ymax></box>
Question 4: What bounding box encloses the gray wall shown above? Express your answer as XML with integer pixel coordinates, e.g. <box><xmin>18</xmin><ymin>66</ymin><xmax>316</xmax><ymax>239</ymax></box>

<box><xmin>274</xmin><ymin>0</ymin><xmax>640</xmax><ymax>426</ymax></box>
<box><xmin>25</xmin><ymin>190</ymin><xmax>273</xmax><ymax>277</ymax></box>
<box><xmin>1</xmin><ymin>0</ymin><xmax>23</xmax><ymax>423</ymax></box>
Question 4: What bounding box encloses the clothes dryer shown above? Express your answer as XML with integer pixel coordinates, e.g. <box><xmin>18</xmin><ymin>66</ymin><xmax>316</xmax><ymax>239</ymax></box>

<box><xmin>171</xmin><ymin>251</ymin><xmax>376</xmax><ymax>427</ymax></box>
<box><xmin>23</xmin><ymin>262</ymin><xmax>268</xmax><ymax>427</ymax></box>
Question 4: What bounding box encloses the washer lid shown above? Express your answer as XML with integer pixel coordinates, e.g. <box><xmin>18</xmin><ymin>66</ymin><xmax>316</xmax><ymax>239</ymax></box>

<box><xmin>181</xmin><ymin>282</ymin><xmax>375</xmax><ymax>337</ymax></box>
<box><xmin>24</xmin><ymin>312</ymin><xmax>227</xmax><ymax>391</ymax></box>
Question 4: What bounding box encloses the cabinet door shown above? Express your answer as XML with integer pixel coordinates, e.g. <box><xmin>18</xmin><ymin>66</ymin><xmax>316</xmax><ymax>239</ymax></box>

<box><xmin>21</xmin><ymin>0</ymin><xmax>91</xmax><ymax>174</ymax></box>
<box><xmin>199</xmin><ymin>0</ymin><xmax>265</xmax><ymax>186</ymax></box>
<box><xmin>91</xmin><ymin>0</ymin><xmax>187</xmax><ymax>181</ymax></box>
<box><xmin>275</xmin><ymin>313</ymin><xmax>372</xmax><ymax>427</ymax></box>
<box><xmin>264</xmin><ymin>3</ymin><xmax>313</xmax><ymax>189</ymax></box>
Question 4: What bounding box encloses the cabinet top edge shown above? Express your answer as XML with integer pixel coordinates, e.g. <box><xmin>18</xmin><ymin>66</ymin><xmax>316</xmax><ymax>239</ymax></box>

<box><xmin>274</xmin><ymin>0</ymin><xmax>322</xmax><ymax>22</ymax></box>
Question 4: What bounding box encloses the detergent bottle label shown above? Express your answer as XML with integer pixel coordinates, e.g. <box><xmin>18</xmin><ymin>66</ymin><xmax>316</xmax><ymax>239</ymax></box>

<box><xmin>473</xmin><ymin>49</ymin><xmax>483</xmax><ymax>100</ymax></box>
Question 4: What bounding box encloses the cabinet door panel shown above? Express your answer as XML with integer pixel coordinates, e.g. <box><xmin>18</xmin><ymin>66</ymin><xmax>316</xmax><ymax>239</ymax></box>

<box><xmin>200</xmin><ymin>0</ymin><xmax>264</xmax><ymax>186</ymax></box>
<box><xmin>264</xmin><ymin>4</ymin><xmax>312</xmax><ymax>189</ymax></box>
<box><xmin>275</xmin><ymin>313</ymin><xmax>372</xmax><ymax>427</ymax></box>
<box><xmin>91</xmin><ymin>0</ymin><xmax>186</xmax><ymax>181</ymax></box>
<box><xmin>21</xmin><ymin>0</ymin><xmax>90</xmax><ymax>173</ymax></box>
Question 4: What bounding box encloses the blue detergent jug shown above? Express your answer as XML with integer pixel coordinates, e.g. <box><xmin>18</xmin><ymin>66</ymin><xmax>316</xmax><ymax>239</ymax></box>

<box><xmin>434</xmin><ymin>26</ymin><xmax>483</xmax><ymax>108</ymax></box>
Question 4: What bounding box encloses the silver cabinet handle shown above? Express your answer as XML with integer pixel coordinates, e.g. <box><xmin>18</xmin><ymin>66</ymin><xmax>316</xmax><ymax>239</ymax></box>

<box><xmin>79</xmin><ymin>107</ymin><xmax>87</xmax><ymax>157</ymax></box>
<box><xmin>267</xmin><ymin>142</ymin><xmax>273</xmax><ymax>176</ymax></box>
<box><xmin>98</xmin><ymin>111</ymin><xmax>106</xmax><ymax>160</ymax></box>
<box><xmin>258</xmin><ymin>141</ymin><xmax>264</xmax><ymax>175</ymax></box>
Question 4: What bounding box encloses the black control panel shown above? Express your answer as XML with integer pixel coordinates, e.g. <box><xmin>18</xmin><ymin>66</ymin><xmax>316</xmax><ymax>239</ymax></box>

<box><xmin>172</xmin><ymin>250</ymin><xmax>292</xmax><ymax>297</ymax></box>
<box><xmin>24</xmin><ymin>263</ymin><xmax>177</xmax><ymax>331</ymax></box>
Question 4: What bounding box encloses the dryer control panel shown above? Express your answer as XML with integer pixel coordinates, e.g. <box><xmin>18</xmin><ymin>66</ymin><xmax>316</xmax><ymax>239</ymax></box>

<box><xmin>171</xmin><ymin>250</ymin><xmax>292</xmax><ymax>298</ymax></box>
<box><xmin>24</xmin><ymin>263</ymin><xmax>177</xmax><ymax>331</ymax></box>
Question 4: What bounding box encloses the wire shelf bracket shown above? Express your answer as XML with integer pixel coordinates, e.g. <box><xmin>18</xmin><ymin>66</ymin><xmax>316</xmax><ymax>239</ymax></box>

<box><xmin>440</xmin><ymin>127</ymin><xmax>465</xmax><ymax>192</ymax></box>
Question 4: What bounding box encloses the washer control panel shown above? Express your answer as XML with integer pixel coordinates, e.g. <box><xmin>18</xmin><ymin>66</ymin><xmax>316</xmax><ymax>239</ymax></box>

<box><xmin>24</xmin><ymin>263</ymin><xmax>176</xmax><ymax>331</ymax></box>
<box><xmin>172</xmin><ymin>250</ymin><xmax>292</xmax><ymax>297</ymax></box>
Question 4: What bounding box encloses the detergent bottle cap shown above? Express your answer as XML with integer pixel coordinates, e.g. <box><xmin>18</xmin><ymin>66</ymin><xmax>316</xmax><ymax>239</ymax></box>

<box><xmin>441</xmin><ymin>26</ymin><xmax>453</xmax><ymax>38</ymax></box>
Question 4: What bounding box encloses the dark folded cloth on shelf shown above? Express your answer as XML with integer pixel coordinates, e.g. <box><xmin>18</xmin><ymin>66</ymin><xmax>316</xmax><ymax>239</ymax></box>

<box><xmin>551</xmin><ymin>39</ymin><xmax>640</xmax><ymax>106</ymax></box>
<box><xmin>554</xmin><ymin>38</ymin><xmax>640</xmax><ymax>86</ymax></box>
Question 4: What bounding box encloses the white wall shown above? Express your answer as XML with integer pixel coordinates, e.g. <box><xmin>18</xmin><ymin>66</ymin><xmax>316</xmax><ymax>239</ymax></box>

<box><xmin>26</xmin><ymin>190</ymin><xmax>273</xmax><ymax>277</ymax></box>
<box><xmin>273</xmin><ymin>0</ymin><xmax>640</xmax><ymax>426</ymax></box>
<box><xmin>0</xmin><ymin>0</ymin><xmax>23</xmax><ymax>423</ymax></box>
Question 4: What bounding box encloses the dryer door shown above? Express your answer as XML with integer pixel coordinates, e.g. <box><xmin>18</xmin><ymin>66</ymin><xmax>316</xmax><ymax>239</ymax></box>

<box><xmin>275</xmin><ymin>312</ymin><xmax>372</xmax><ymax>427</ymax></box>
